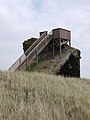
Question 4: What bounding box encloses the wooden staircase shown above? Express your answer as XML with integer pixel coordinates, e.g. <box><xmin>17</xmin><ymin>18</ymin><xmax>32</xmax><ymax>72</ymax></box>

<box><xmin>9</xmin><ymin>31</ymin><xmax>53</xmax><ymax>72</ymax></box>
<box><xmin>9</xmin><ymin>28</ymin><xmax>71</xmax><ymax>72</ymax></box>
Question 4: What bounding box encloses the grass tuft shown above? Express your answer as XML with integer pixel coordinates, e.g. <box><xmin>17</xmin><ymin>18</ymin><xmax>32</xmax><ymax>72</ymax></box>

<box><xmin>0</xmin><ymin>71</ymin><xmax>90</xmax><ymax>120</ymax></box>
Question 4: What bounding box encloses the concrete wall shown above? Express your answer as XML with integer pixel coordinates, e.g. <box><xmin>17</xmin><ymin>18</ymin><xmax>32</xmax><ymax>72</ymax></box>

<box><xmin>57</xmin><ymin>49</ymin><xmax>81</xmax><ymax>78</ymax></box>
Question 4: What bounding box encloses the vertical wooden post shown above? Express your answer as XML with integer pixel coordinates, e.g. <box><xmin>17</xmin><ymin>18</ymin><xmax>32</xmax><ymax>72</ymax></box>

<box><xmin>69</xmin><ymin>40</ymin><xmax>71</xmax><ymax>46</ymax></box>
<box><xmin>26</xmin><ymin>57</ymin><xmax>31</xmax><ymax>70</ymax></box>
<box><xmin>52</xmin><ymin>39</ymin><xmax>55</xmax><ymax>58</ymax></box>
<box><xmin>36</xmin><ymin>47</ymin><xmax>38</xmax><ymax>69</ymax></box>
<box><xmin>46</xmin><ymin>46</ymin><xmax>49</xmax><ymax>59</ymax></box>
<box><xmin>59</xmin><ymin>38</ymin><xmax>61</xmax><ymax>57</ymax></box>
<box><xmin>40</xmin><ymin>51</ymin><xmax>43</xmax><ymax>61</ymax></box>
<box><xmin>69</xmin><ymin>31</ymin><xmax>71</xmax><ymax>46</ymax></box>
<box><xmin>26</xmin><ymin>57</ymin><xmax>27</xmax><ymax>69</ymax></box>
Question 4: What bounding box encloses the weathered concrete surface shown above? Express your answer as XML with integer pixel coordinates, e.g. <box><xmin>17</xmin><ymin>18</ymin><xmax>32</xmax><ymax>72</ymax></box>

<box><xmin>37</xmin><ymin>44</ymin><xmax>81</xmax><ymax>77</ymax></box>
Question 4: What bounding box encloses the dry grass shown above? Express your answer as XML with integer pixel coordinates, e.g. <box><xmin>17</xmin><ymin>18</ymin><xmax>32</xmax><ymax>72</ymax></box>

<box><xmin>0</xmin><ymin>70</ymin><xmax>90</xmax><ymax>120</ymax></box>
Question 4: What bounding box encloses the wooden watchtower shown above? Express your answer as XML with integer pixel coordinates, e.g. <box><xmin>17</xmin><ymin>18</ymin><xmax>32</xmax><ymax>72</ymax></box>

<box><xmin>52</xmin><ymin>28</ymin><xmax>71</xmax><ymax>57</ymax></box>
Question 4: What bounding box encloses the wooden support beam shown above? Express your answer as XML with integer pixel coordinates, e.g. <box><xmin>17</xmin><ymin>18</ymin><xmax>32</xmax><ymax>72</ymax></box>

<box><xmin>46</xmin><ymin>46</ymin><xmax>49</xmax><ymax>59</ymax></box>
<box><xmin>52</xmin><ymin>39</ymin><xmax>55</xmax><ymax>58</ymax></box>
<box><xmin>40</xmin><ymin>51</ymin><xmax>43</xmax><ymax>61</ymax></box>
<box><xmin>36</xmin><ymin>47</ymin><xmax>38</xmax><ymax>69</ymax></box>
<box><xmin>26</xmin><ymin>57</ymin><xmax>27</xmax><ymax>68</ymax></box>
<box><xmin>59</xmin><ymin>38</ymin><xmax>61</xmax><ymax>57</ymax></box>
<box><xmin>26</xmin><ymin>57</ymin><xmax>31</xmax><ymax>70</ymax></box>
<box><xmin>69</xmin><ymin>40</ymin><xmax>71</xmax><ymax>46</ymax></box>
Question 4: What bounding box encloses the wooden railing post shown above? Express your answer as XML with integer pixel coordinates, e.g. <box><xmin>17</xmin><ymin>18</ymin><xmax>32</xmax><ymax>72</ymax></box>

<box><xmin>36</xmin><ymin>47</ymin><xmax>38</xmax><ymax>69</ymax></box>
<box><xmin>59</xmin><ymin>38</ymin><xmax>61</xmax><ymax>57</ymax></box>
<box><xmin>52</xmin><ymin>39</ymin><xmax>55</xmax><ymax>58</ymax></box>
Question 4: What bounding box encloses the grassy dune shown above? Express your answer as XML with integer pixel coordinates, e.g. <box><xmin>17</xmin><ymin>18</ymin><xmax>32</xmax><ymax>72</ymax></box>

<box><xmin>0</xmin><ymin>71</ymin><xmax>90</xmax><ymax>120</ymax></box>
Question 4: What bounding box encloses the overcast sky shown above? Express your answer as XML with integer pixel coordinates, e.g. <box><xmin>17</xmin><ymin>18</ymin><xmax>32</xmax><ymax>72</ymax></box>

<box><xmin>0</xmin><ymin>0</ymin><xmax>90</xmax><ymax>78</ymax></box>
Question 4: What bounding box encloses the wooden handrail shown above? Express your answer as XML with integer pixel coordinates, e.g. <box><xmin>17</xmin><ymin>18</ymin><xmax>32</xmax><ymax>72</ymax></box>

<box><xmin>9</xmin><ymin>32</ymin><xmax>47</xmax><ymax>72</ymax></box>
<box><xmin>9</xmin><ymin>30</ymin><xmax>68</xmax><ymax>72</ymax></box>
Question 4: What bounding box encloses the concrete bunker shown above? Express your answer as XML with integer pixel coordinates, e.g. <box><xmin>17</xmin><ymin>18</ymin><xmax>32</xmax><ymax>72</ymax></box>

<box><xmin>9</xmin><ymin>28</ymin><xmax>81</xmax><ymax>78</ymax></box>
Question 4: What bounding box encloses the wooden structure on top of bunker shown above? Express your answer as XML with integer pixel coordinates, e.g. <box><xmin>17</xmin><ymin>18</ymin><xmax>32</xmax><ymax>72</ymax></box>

<box><xmin>9</xmin><ymin>28</ymin><xmax>81</xmax><ymax>78</ymax></box>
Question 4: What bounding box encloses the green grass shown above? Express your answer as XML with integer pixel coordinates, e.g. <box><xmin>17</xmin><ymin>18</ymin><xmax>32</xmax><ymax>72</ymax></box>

<box><xmin>0</xmin><ymin>71</ymin><xmax>90</xmax><ymax>120</ymax></box>
<box><xmin>26</xmin><ymin>62</ymin><xmax>38</xmax><ymax>72</ymax></box>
